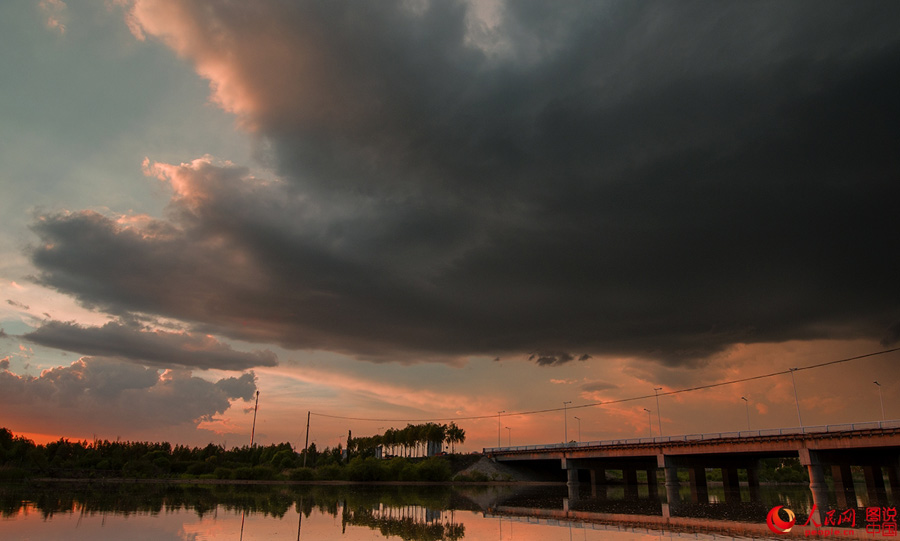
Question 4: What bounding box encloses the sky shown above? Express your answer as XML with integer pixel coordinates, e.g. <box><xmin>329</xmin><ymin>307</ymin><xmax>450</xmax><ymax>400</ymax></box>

<box><xmin>1</xmin><ymin>0</ymin><xmax>899</xmax><ymax>451</ymax></box>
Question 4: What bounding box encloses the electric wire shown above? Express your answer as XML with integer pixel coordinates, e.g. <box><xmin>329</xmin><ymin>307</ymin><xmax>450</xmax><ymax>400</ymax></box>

<box><xmin>307</xmin><ymin>346</ymin><xmax>900</xmax><ymax>423</ymax></box>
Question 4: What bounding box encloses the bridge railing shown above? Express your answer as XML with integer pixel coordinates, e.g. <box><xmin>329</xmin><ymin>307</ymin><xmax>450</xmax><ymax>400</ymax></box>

<box><xmin>483</xmin><ymin>419</ymin><xmax>900</xmax><ymax>454</ymax></box>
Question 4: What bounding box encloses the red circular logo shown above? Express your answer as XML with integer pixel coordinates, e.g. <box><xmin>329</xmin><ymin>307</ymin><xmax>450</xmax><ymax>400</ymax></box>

<box><xmin>766</xmin><ymin>506</ymin><xmax>796</xmax><ymax>534</ymax></box>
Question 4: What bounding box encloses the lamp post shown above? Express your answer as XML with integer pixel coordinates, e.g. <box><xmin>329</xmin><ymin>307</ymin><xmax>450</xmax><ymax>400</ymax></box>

<box><xmin>789</xmin><ymin>368</ymin><xmax>803</xmax><ymax>428</ymax></box>
<box><xmin>654</xmin><ymin>387</ymin><xmax>663</xmax><ymax>437</ymax></box>
<box><xmin>875</xmin><ymin>381</ymin><xmax>886</xmax><ymax>421</ymax></box>
<box><xmin>497</xmin><ymin>411</ymin><xmax>505</xmax><ymax>447</ymax></box>
<box><xmin>563</xmin><ymin>401</ymin><xmax>572</xmax><ymax>444</ymax></box>
<box><xmin>644</xmin><ymin>408</ymin><xmax>652</xmax><ymax>437</ymax></box>
<box><xmin>574</xmin><ymin>416</ymin><xmax>581</xmax><ymax>442</ymax></box>
<box><xmin>506</xmin><ymin>426</ymin><xmax>511</xmax><ymax>446</ymax></box>
<box><xmin>741</xmin><ymin>396</ymin><xmax>750</xmax><ymax>431</ymax></box>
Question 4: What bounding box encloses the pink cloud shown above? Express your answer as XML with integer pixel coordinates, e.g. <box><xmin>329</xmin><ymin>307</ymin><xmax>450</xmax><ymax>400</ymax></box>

<box><xmin>39</xmin><ymin>0</ymin><xmax>67</xmax><ymax>35</ymax></box>
<box><xmin>0</xmin><ymin>357</ymin><xmax>256</xmax><ymax>441</ymax></box>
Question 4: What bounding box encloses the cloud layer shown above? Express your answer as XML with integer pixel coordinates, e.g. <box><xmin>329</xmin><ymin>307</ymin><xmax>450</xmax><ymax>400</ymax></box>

<box><xmin>28</xmin><ymin>1</ymin><xmax>900</xmax><ymax>365</ymax></box>
<box><xmin>0</xmin><ymin>356</ymin><xmax>256</xmax><ymax>436</ymax></box>
<box><xmin>25</xmin><ymin>319</ymin><xmax>277</xmax><ymax>370</ymax></box>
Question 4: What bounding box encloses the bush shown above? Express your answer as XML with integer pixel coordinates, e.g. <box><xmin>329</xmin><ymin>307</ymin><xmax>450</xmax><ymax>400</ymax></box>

<box><xmin>316</xmin><ymin>464</ymin><xmax>344</xmax><ymax>480</ymax></box>
<box><xmin>186</xmin><ymin>461</ymin><xmax>215</xmax><ymax>475</ymax></box>
<box><xmin>385</xmin><ymin>457</ymin><xmax>410</xmax><ymax>480</ymax></box>
<box><xmin>231</xmin><ymin>465</ymin><xmax>277</xmax><ymax>480</ymax></box>
<box><xmin>213</xmin><ymin>467</ymin><xmax>233</xmax><ymax>479</ymax></box>
<box><xmin>287</xmin><ymin>467</ymin><xmax>315</xmax><ymax>481</ymax></box>
<box><xmin>0</xmin><ymin>467</ymin><xmax>28</xmax><ymax>481</ymax></box>
<box><xmin>415</xmin><ymin>457</ymin><xmax>451</xmax><ymax>482</ymax></box>
<box><xmin>453</xmin><ymin>470</ymin><xmax>490</xmax><ymax>482</ymax></box>
<box><xmin>347</xmin><ymin>457</ymin><xmax>386</xmax><ymax>482</ymax></box>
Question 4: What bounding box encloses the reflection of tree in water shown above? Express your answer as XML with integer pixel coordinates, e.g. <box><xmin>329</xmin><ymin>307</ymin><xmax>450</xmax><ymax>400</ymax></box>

<box><xmin>1</xmin><ymin>482</ymin><xmax>475</xmax><ymax>523</ymax></box>
<box><xmin>342</xmin><ymin>505</ymin><xmax>465</xmax><ymax>541</ymax></box>
<box><xmin>1</xmin><ymin>483</ymin><xmax>299</xmax><ymax>519</ymax></box>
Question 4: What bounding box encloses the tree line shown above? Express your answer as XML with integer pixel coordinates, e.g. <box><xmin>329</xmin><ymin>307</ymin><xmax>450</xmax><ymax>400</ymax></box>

<box><xmin>349</xmin><ymin>422</ymin><xmax>466</xmax><ymax>458</ymax></box>
<box><xmin>0</xmin><ymin>426</ymin><xmax>471</xmax><ymax>482</ymax></box>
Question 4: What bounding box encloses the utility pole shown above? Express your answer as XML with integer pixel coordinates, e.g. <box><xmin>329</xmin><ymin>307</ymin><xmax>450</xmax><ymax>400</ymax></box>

<box><xmin>563</xmin><ymin>401</ymin><xmax>572</xmax><ymax>444</ymax></box>
<box><xmin>875</xmin><ymin>381</ymin><xmax>886</xmax><ymax>422</ymax></box>
<box><xmin>789</xmin><ymin>368</ymin><xmax>803</xmax><ymax>428</ymax></box>
<box><xmin>654</xmin><ymin>387</ymin><xmax>663</xmax><ymax>437</ymax></box>
<box><xmin>250</xmin><ymin>390</ymin><xmax>260</xmax><ymax>446</ymax></box>
<box><xmin>497</xmin><ymin>411</ymin><xmax>505</xmax><ymax>447</ymax></box>
<box><xmin>741</xmin><ymin>396</ymin><xmax>750</xmax><ymax>431</ymax></box>
<box><xmin>303</xmin><ymin>411</ymin><xmax>310</xmax><ymax>467</ymax></box>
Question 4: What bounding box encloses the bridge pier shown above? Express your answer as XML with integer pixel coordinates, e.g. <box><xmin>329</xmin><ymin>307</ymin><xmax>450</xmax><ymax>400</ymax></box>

<box><xmin>623</xmin><ymin>467</ymin><xmax>639</xmax><ymax>498</ymax></box>
<box><xmin>799</xmin><ymin>449</ymin><xmax>828</xmax><ymax>526</ymax></box>
<box><xmin>647</xmin><ymin>466</ymin><xmax>659</xmax><ymax>499</ymax></box>
<box><xmin>747</xmin><ymin>460</ymin><xmax>761</xmax><ymax>502</ymax></box>
<box><xmin>863</xmin><ymin>465</ymin><xmax>888</xmax><ymax>506</ymax></box>
<box><xmin>831</xmin><ymin>463</ymin><xmax>857</xmax><ymax>508</ymax></box>
<box><xmin>689</xmin><ymin>466</ymin><xmax>708</xmax><ymax>503</ymax></box>
<box><xmin>722</xmin><ymin>466</ymin><xmax>741</xmax><ymax>504</ymax></box>
<box><xmin>659</xmin><ymin>454</ymin><xmax>681</xmax><ymax>505</ymax></box>
<box><xmin>887</xmin><ymin>459</ymin><xmax>900</xmax><ymax>498</ymax></box>
<box><xmin>590</xmin><ymin>468</ymin><xmax>605</xmax><ymax>486</ymax></box>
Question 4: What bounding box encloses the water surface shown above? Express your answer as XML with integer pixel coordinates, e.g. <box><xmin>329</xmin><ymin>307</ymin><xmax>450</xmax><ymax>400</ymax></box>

<box><xmin>0</xmin><ymin>481</ymin><xmax>888</xmax><ymax>540</ymax></box>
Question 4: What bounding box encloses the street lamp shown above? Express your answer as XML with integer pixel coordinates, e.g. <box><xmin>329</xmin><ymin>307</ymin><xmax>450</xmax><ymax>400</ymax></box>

<box><xmin>644</xmin><ymin>408</ymin><xmax>652</xmax><ymax>438</ymax></box>
<box><xmin>563</xmin><ymin>401</ymin><xmax>572</xmax><ymax>444</ymax></box>
<box><xmin>875</xmin><ymin>381</ymin><xmax>886</xmax><ymax>421</ymax></box>
<box><xmin>506</xmin><ymin>426</ymin><xmax>511</xmax><ymax>446</ymax></box>
<box><xmin>741</xmin><ymin>396</ymin><xmax>750</xmax><ymax>431</ymax></box>
<box><xmin>497</xmin><ymin>411</ymin><xmax>505</xmax><ymax>447</ymax></box>
<box><xmin>654</xmin><ymin>387</ymin><xmax>663</xmax><ymax>437</ymax></box>
<box><xmin>789</xmin><ymin>368</ymin><xmax>803</xmax><ymax>428</ymax></box>
<box><xmin>574</xmin><ymin>416</ymin><xmax>581</xmax><ymax>442</ymax></box>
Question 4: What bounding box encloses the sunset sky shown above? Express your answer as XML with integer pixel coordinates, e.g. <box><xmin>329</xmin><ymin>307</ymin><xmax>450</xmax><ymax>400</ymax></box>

<box><xmin>2</xmin><ymin>1</ymin><xmax>899</xmax><ymax>452</ymax></box>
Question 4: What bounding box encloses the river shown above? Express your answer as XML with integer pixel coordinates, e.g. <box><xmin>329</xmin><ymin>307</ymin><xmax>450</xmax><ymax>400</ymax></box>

<box><xmin>1</xmin><ymin>481</ymin><xmax>895</xmax><ymax>540</ymax></box>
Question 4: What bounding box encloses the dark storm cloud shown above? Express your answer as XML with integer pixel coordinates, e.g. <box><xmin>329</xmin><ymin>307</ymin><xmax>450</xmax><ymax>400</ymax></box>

<box><xmin>24</xmin><ymin>320</ymin><xmax>277</xmax><ymax>370</ymax></box>
<box><xmin>581</xmin><ymin>381</ymin><xmax>618</xmax><ymax>393</ymax></box>
<box><xmin>529</xmin><ymin>352</ymin><xmax>591</xmax><ymax>366</ymax></box>
<box><xmin>29</xmin><ymin>1</ymin><xmax>900</xmax><ymax>365</ymax></box>
<box><xmin>0</xmin><ymin>356</ymin><xmax>258</xmax><ymax>433</ymax></box>
<box><xmin>6</xmin><ymin>299</ymin><xmax>29</xmax><ymax>310</ymax></box>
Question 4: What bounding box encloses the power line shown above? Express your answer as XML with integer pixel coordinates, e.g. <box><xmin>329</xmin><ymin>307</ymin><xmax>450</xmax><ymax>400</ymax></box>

<box><xmin>308</xmin><ymin>346</ymin><xmax>900</xmax><ymax>423</ymax></box>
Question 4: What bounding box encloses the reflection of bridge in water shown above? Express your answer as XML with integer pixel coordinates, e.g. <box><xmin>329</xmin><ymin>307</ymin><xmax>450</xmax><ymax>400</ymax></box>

<box><xmin>485</xmin><ymin>421</ymin><xmax>900</xmax><ymax>524</ymax></box>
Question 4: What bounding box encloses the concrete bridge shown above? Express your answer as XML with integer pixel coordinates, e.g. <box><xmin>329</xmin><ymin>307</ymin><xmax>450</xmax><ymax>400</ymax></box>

<box><xmin>484</xmin><ymin>420</ymin><xmax>900</xmax><ymax>519</ymax></box>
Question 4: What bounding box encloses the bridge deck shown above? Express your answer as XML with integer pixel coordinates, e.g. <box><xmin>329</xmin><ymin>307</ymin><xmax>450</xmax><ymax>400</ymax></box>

<box><xmin>485</xmin><ymin>420</ymin><xmax>900</xmax><ymax>457</ymax></box>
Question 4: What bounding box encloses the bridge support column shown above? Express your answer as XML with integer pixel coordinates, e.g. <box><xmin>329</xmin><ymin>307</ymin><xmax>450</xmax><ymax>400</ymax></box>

<box><xmin>831</xmin><ymin>463</ymin><xmax>857</xmax><ymax>509</ymax></box>
<box><xmin>647</xmin><ymin>467</ymin><xmax>659</xmax><ymax>500</ymax></box>
<box><xmin>590</xmin><ymin>468</ymin><xmax>605</xmax><ymax>486</ymax></box>
<box><xmin>563</xmin><ymin>458</ymin><xmax>581</xmax><ymax>503</ymax></box>
<box><xmin>590</xmin><ymin>468</ymin><xmax>606</xmax><ymax>498</ymax></box>
<box><xmin>659</xmin><ymin>455</ymin><xmax>680</xmax><ymax>505</ymax></box>
<box><xmin>689</xmin><ymin>466</ymin><xmax>708</xmax><ymax>504</ymax></box>
<box><xmin>722</xmin><ymin>466</ymin><xmax>741</xmax><ymax>504</ymax></box>
<box><xmin>863</xmin><ymin>465</ymin><xmax>887</xmax><ymax>506</ymax></box>
<box><xmin>886</xmin><ymin>460</ymin><xmax>900</xmax><ymax>499</ymax></box>
<box><xmin>624</xmin><ymin>467</ymin><xmax>639</xmax><ymax>499</ymax></box>
<box><xmin>799</xmin><ymin>449</ymin><xmax>827</xmax><ymax>526</ymax></box>
<box><xmin>566</xmin><ymin>466</ymin><xmax>580</xmax><ymax>486</ymax></box>
<box><xmin>747</xmin><ymin>461</ymin><xmax>762</xmax><ymax>503</ymax></box>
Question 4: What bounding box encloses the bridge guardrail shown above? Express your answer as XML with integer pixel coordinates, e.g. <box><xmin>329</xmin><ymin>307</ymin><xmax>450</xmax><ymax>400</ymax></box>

<box><xmin>483</xmin><ymin>419</ymin><xmax>900</xmax><ymax>454</ymax></box>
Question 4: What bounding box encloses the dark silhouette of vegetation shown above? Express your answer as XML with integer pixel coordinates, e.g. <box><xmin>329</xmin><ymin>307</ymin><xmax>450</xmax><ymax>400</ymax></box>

<box><xmin>350</xmin><ymin>422</ymin><xmax>466</xmax><ymax>458</ymax></box>
<box><xmin>0</xmin><ymin>427</ymin><xmax>474</xmax><ymax>483</ymax></box>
